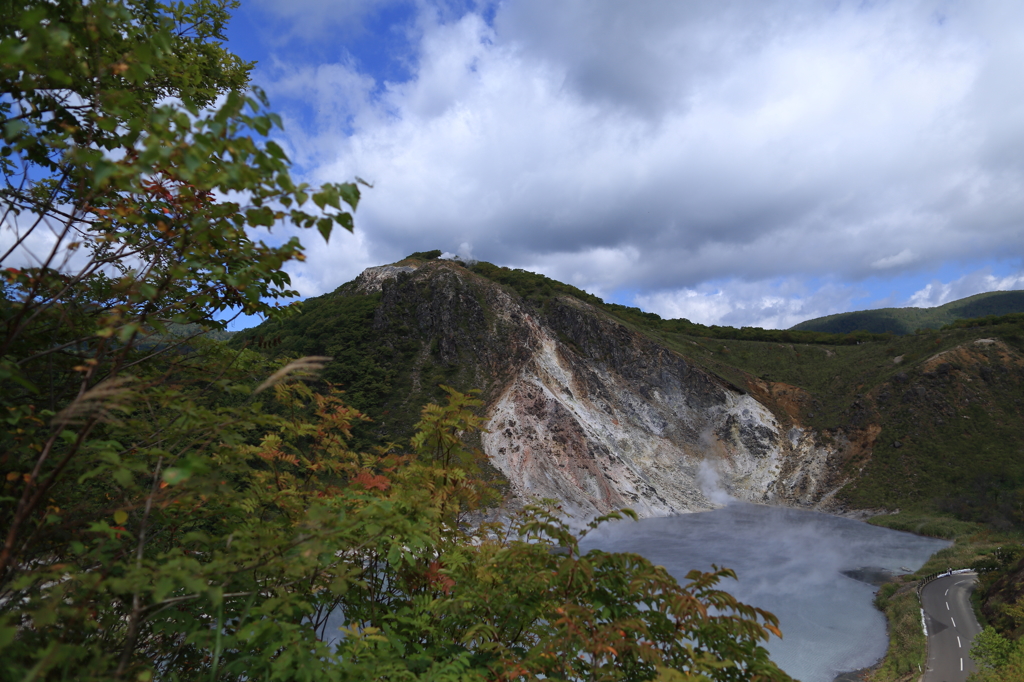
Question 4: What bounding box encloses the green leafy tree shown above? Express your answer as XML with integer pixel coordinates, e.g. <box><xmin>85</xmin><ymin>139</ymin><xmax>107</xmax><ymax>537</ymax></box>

<box><xmin>1</xmin><ymin>0</ymin><xmax>360</xmax><ymax>578</ymax></box>
<box><xmin>972</xmin><ymin>626</ymin><xmax>1017</xmax><ymax>670</ymax></box>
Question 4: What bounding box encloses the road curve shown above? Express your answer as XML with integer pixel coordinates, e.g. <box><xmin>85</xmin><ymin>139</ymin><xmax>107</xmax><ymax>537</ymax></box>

<box><xmin>921</xmin><ymin>572</ymin><xmax>981</xmax><ymax>682</ymax></box>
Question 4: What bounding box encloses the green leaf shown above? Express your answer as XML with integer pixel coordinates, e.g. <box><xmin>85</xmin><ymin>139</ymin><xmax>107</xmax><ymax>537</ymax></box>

<box><xmin>162</xmin><ymin>467</ymin><xmax>192</xmax><ymax>485</ymax></box>
<box><xmin>338</xmin><ymin>182</ymin><xmax>360</xmax><ymax>210</ymax></box>
<box><xmin>0</xmin><ymin>364</ymin><xmax>38</xmax><ymax>393</ymax></box>
<box><xmin>118</xmin><ymin>322</ymin><xmax>141</xmax><ymax>344</ymax></box>
<box><xmin>93</xmin><ymin>159</ymin><xmax>120</xmax><ymax>187</ymax></box>
<box><xmin>112</xmin><ymin>468</ymin><xmax>134</xmax><ymax>487</ymax></box>
<box><xmin>246</xmin><ymin>206</ymin><xmax>275</xmax><ymax>227</ymax></box>
<box><xmin>3</xmin><ymin>119</ymin><xmax>28</xmax><ymax>141</ymax></box>
<box><xmin>265</xmin><ymin>140</ymin><xmax>287</xmax><ymax>160</ymax></box>
<box><xmin>336</xmin><ymin>212</ymin><xmax>355</xmax><ymax>232</ymax></box>
<box><xmin>316</xmin><ymin>217</ymin><xmax>332</xmax><ymax>243</ymax></box>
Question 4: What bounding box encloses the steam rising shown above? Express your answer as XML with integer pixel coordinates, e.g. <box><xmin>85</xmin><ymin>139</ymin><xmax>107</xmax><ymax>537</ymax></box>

<box><xmin>439</xmin><ymin>242</ymin><xmax>478</xmax><ymax>266</ymax></box>
<box><xmin>695</xmin><ymin>459</ymin><xmax>734</xmax><ymax>507</ymax></box>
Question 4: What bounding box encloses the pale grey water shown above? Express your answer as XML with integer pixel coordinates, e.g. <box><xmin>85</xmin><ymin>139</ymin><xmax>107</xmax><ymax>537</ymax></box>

<box><xmin>579</xmin><ymin>503</ymin><xmax>950</xmax><ymax>682</ymax></box>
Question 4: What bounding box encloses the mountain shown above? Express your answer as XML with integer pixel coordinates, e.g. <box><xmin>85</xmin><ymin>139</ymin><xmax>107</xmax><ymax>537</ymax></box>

<box><xmin>234</xmin><ymin>256</ymin><xmax>1024</xmax><ymax>528</ymax></box>
<box><xmin>790</xmin><ymin>290</ymin><xmax>1024</xmax><ymax>335</ymax></box>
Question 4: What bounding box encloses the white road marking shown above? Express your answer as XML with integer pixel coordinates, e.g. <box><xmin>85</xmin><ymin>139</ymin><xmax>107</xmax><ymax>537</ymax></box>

<box><xmin>958</xmin><ymin>635</ymin><xmax>962</xmax><ymax>648</ymax></box>
<box><xmin>946</xmin><ymin>602</ymin><xmax>950</xmax><ymax>610</ymax></box>
<box><xmin>946</xmin><ymin>588</ymin><xmax>949</xmax><ymax>595</ymax></box>
<box><xmin>961</xmin><ymin>658</ymin><xmax>964</xmax><ymax>672</ymax></box>
<box><xmin>952</xmin><ymin>617</ymin><xmax>957</xmax><ymax>628</ymax></box>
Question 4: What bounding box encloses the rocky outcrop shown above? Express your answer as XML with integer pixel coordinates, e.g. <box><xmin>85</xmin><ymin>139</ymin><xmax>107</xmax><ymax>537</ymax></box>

<box><xmin>482</xmin><ymin>296</ymin><xmax>854</xmax><ymax>523</ymax></box>
<box><xmin>356</xmin><ymin>260</ymin><xmax>855</xmax><ymax>524</ymax></box>
<box><xmin>353</xmin><ymin>264</ymin><xmax>420</xmax><ymax>294</ymax></box>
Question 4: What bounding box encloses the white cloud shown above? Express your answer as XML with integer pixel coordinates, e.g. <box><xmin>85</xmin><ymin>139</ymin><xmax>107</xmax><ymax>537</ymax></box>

<box><xmin>1</xmin><ymin>212</ymin><xmax>104</xmax><ymax>276</ymax></box>
<box><xmin>245</xmin><ymin>0</ymin><xmax>1024</xmax><ymax>317</ymax></box>
<box><xmin>872</xmin><ymin>249</ymin><xmax>917</xmax><ymax>269</ymax></box>
<box><xmin>907</xmin><ymin>268</ymin><xmax>1024</xmax><ymax>307</ymax></box>
<box><xmin>284</xmin><ymin>226</ymin><xmax>379</xmax><ymax>298</ymax></box>
<box><xmin>635</xmin><ymin>279</ymin><xmax>864</xmax><ymax>330</ymax></box>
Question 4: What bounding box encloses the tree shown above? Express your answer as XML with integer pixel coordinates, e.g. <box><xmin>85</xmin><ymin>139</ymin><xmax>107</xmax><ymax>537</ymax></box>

<box><xmin>1</xmin><ymin>2</ymin><xmax>790</xmax><ymax>680</ymax></box>
<box><xmin>1</xmin><ymin>0</ymin><xmax>359</xmax><ymax>579</ymax></box>
<box><xmin>972</xmin><ymin>626</ymin><xmax>1016</xmax><ymax>669</ymax></box>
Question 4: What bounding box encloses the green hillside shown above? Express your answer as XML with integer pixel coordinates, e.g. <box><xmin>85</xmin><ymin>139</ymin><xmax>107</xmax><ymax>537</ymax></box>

<box><xmin>790</xmin><ymin>290</ymin><xmax>1024</xmax><ymax>335</ymax></box>
<box><xmin>671</xmin><ymin>324</ymin><xmax>1024</xmax><ymax>526</ymax></box>
<box><xmin>231</xmin><ymin>255</ymin><xmax>892</xmax><ymax>443</ymax></box>
<box><xmin>233</xmin><ymin>256</ymin><xmax>1024</xmax><ymax>530</ymax></box>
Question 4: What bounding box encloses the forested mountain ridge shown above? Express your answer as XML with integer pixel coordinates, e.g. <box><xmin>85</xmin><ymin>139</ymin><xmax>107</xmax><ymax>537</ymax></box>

<box><xmin>790</xmin><ymin>289</ymin><xmax>1024</xmax><ymax>335</ymax></box>
<box><xmin>235</xmin><ymin>255</ymin><xmax>1024</xmax><ymax>527</ymax></box>
<box><xmin>237</xmin><ymin>256</ymin><xmax>846</xmax><ymax>521</ymax></box>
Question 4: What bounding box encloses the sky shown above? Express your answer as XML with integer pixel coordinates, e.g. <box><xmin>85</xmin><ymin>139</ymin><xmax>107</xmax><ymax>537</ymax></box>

<box><xmin>223</xmin><ymin>0</ymin><xmax>1024</xmax><ymax>330</ymax></box>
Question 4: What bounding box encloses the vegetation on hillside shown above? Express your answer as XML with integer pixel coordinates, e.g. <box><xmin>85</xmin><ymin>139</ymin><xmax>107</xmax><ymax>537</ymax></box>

<box><xmin>870</xmin><ymin>581</ymin><xmax>926</xmax><ymax>680</ymax></box>
<box><xmin>791</xmin><ymin>290</ymin><xmax>1024</xmax><ymax>335</ymax></box>
<box><xmin>237</xmin><ymin>253</ymin><xmax>1024</xmax><ymax>527</ymax></box>
<box><xmin>481</xmin><ymin>263</ymin><xmax>1024</xmax><ymax>523</ymax></box>
<box><xmin>231</xmin><ymin>291</ymin><xmax>400</xmax><ymax>448</ymax></box>
<box><xmin>0</xmin><ymin>2</ymin><xmax>793</xmax><ymax>679</ymax></box>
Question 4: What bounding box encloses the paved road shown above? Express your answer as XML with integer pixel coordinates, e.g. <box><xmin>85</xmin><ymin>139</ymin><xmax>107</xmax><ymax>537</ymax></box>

<box><xmin>921</xmin><ymin>572</ymin><xmax>981</xmax><ymax>682</ymax></box>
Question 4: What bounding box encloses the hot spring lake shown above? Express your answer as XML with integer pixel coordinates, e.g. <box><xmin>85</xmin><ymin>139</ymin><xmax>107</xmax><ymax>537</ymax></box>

<box><xmin>578</xmin><ymin>503</ymin><xmax>950</xmax><ymax>682</ymax></box>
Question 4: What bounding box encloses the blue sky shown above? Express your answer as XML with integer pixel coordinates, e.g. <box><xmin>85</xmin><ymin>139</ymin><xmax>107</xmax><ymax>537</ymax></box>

<box><xmin>223</xmin><ymin>0</ymin><xmax>1024</xmax><ymax>329</ymax></box>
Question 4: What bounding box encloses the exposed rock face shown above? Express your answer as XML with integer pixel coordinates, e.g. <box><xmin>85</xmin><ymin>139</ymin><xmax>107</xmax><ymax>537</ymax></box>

<box><xmin>354</xmin><ymin>264</ymin><xmax>420</xmax><ymax>294</ymax></box>
<box><xmin>483</xmin><ymin>297</ymin><xmax>853</xmax><ymax>522</ymax></box>
<box><xmin>360</xmin><ymin>261</ymin><xmax>855</xmax><ymax>523</ymax></box>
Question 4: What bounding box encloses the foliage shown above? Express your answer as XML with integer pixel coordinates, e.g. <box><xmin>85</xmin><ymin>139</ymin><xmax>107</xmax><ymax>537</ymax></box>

<box><xmin>435</xmin><ymin>506</ymin><xmax>791</xmax><ymax>682</ymax></box>
<box><xmin>229</xmin><ymin>291</ymin><xmax>400</xmax><ymax>448</ymax></box>
<box><xmin>971</xmin><ymin>627</ymin><xmax>1017</xmax><ymax>670</ymax></box>
<box><xmin>968</xmin><ymin>645</ymin><xmax>1024</xmax><ymax>682</ymax></box>
<box><xmin>967</xmin><ymin>552</ymin><xmax>1024</xmax><ymax>680</ymax></box>
<box><xmin>471</xmin><ymin>261</ymin><xmax>608</xmax><ymax>310</ymax></box>
<box><xmin>410</xmin><ymin>385</ymin><xmax>486</xmax><ymax>469</ymax></box>
<box><xmin>945</xmin><ymin>312</ymin><xmax>1024</xmax><ymax>331</ymax></box>
<box><xmin>869</xmin><ymin>582</ymin><xmax>926</xmax><ymax>681</ymax></box>
<box><xmin>0</xmin><ymin>0</ymin><xmax>359</xmax><ymax>556</ymax></box>
<box><xmin>867</xmin><ymin>512</ymin><xmax>986</xmax><ymax>540</ymax></box>
<box><xmin>0</xmin><ymin>345</ymin><xmax>791</xmax><ymax>680</ymax></box>
<box><xmin>0</xmin><ymin>346</ymin><xmax>364</xmax><ymax>679</ymax></box>
<box><xmin>404</xmin><ymin>250</ymin><xmax>443</xmax><ymax>261</ymax></box>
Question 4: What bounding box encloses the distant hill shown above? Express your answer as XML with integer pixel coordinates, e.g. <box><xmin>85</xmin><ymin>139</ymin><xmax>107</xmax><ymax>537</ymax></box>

<box><xmin>790</xmin><ymin>290</ymin><xmax>1024</xmax><ymax>335</ymax></box>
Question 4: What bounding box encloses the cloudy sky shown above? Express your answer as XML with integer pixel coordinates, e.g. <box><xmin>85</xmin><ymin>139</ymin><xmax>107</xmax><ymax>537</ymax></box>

<box><xmin>225</xmin><ymin>0</ymin><xmax>1024</xmax><ymax>329</ymax></box>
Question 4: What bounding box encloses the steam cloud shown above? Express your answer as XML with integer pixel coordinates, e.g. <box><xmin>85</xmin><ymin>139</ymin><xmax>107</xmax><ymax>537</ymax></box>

<box><xmin>695</xmin><ymin>459</ymin><xmax>735</xmax><ymax>507</ymax></box>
